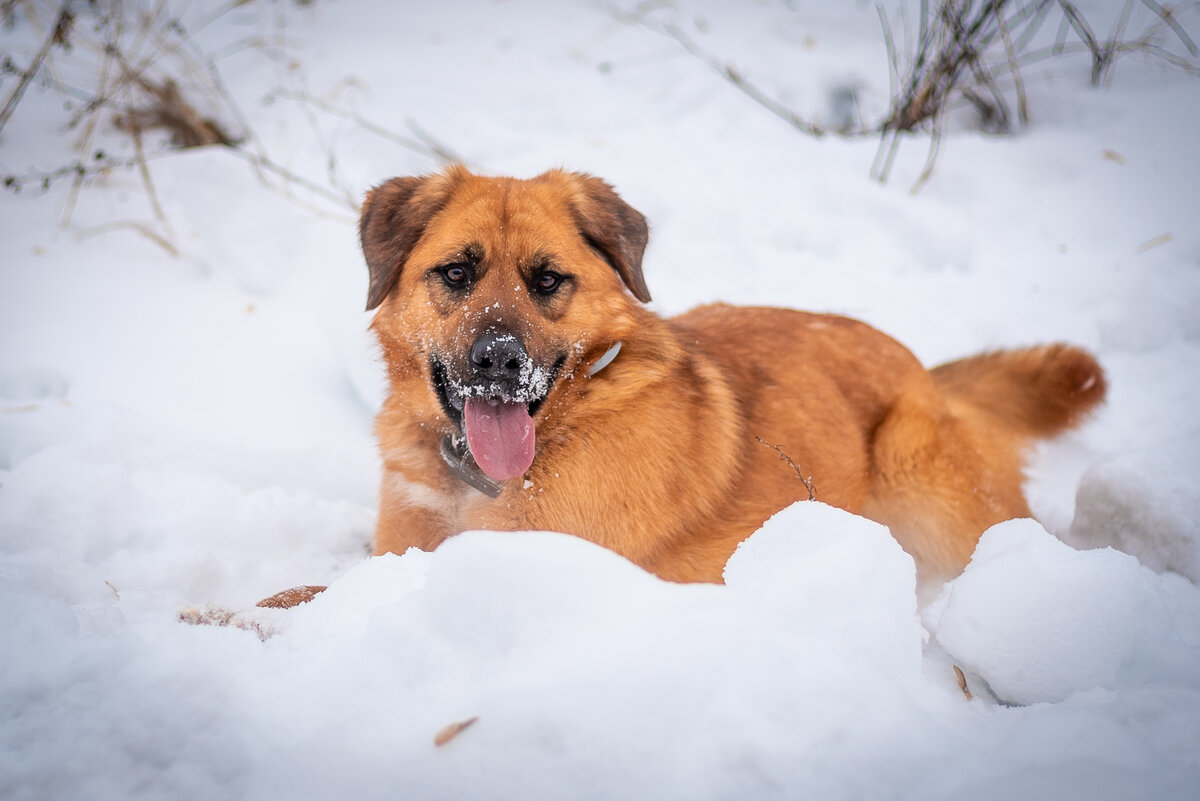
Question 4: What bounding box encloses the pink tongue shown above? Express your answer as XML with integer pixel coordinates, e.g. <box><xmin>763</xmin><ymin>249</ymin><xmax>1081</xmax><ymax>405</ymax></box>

<box><xmin>463</xmin><ymin>397</ymin><xmax>536</xmax><ymax>481</ymax></box>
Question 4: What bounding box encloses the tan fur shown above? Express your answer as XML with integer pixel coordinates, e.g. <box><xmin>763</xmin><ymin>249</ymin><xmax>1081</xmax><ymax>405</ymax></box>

<box><xmin>361</xmin><ymin>167</ymin><xmax>1107</xmax><ymax>585</ymax></box>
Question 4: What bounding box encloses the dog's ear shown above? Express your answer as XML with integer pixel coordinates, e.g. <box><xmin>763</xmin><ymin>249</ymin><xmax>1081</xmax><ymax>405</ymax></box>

<box><xmin>560</xmin><ymin>172</ymin><xmax>651</xmax><ymax>303</ymax></box>
<box><xmin>359</xmin><ymin>168</ymin><xmax>465</xmax><ymax>311</ymax></box>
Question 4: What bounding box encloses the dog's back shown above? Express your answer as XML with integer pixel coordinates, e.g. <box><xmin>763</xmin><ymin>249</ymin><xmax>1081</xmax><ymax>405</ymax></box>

<box><xmin>670</xmin><ymin>305</ymin><xmax>1106</xmax><ymax>584</ymax></box>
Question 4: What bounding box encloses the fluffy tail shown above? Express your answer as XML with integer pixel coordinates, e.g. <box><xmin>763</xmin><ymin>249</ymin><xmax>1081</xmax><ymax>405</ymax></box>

<box><xmin>930</xmin><ymin>344</ymin><xmax>1107</xmax><ymax>439</ymax></box>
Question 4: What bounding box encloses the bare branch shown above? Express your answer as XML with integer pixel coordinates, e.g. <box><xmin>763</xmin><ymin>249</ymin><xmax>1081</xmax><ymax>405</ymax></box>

<box><xmin>1139</xmin><ymin>0</ymin><xmax>1198</xmax><ymax>55</ymax></box>
<box><xmin>224</xmin><ymin>146</ymin><xmax>358</xmax><ymax>217</ymax></box>
<box><xmin>268</xmin><ymin>89</ymin><xmax>468</xmax><ymax>166</ymax></box>
<box><xmin>0</xmin><ymin>1</ymin><xmax>74</xmax><ymax>135</ymax></box>
<box><xmin>635</xmin><ymin>15</ymin><xmax>830</xmax><ymax>138</ymax></box>
<box><xmin>878</xmin><ymin>3</ymin><xmax>901</xmax><ymax>107</ymax></box>
<box><xmin>405</xmin><ymin>118</ymin><xmax>471</xmax><ymax>166</ymax></box>
<box><xmin>755</xmin><ymin>436</ymin><xmax>816</xmax><ymax>501</ymax></box>
<box><xmin>129</xmin><ymin>120</ymin><xmax>176</xmax><ymax>241</ymax></box>
<box><xmin>78</xmin><ymin>220</ymin><xmax>181</xmax><ymax>257</ymax></box>
<box><xmin>997</xmin><ymin>5</ymin><xmax>1029</xmax><ymax>125</ymax></box>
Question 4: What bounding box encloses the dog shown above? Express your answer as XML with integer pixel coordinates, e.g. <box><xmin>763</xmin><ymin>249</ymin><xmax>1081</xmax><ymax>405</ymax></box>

<box><xmin>358</xmin><ymin>165</ymin><xmax>1106</xmax><ymax>587</ymax></box>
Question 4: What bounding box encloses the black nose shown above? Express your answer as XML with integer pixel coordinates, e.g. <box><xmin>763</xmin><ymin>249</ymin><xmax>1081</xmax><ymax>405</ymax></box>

<box><xmin>469</xmin><ymin>334</ymin><xmax>528</xmax><ymax>380</ymax></box>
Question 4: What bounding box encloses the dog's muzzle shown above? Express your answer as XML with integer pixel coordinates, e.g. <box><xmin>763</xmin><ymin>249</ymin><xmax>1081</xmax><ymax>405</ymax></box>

<box><xmin>430</xmin><ymin>333</ymin><xmax>562</xmax><ymax>484</ymax></box>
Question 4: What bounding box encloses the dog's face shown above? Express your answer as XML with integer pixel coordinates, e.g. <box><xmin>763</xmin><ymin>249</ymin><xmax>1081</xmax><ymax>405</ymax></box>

<box><xmin>361</xmin><ymin>166</ymin><xmax>651</xmax><ymax>482</ymax></box>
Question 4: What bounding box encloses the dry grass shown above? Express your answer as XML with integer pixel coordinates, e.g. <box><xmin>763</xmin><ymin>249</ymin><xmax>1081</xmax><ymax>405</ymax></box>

<box><xmin>875</xmin><ymin>0</ymin><xmax>1199</xmax><ymax>189</ymax></box>
<box><xmin>4</xmin><ymin>0</ymin><xmax>1198</xmax><ymax>222</ymax></box>
<box><xmin>626</xmin><ymin>0</ymin><xmax>1199</xmax><ymax>191</ymax></box>
<box><xmin>1</xmin><ymin>0</ymin><xmax>459</xmax><ymax>253</ymax></box>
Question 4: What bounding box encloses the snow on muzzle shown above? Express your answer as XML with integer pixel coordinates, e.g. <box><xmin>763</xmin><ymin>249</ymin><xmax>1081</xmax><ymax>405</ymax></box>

<box><xmin>440</xmin><ymin>334</ymin><xmax>557</xmax><ymax>482</ymax></box>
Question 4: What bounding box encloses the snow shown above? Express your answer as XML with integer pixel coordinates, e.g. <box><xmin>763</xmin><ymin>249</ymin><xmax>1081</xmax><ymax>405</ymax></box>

<box><xmin>927</xmin><ymin>519</ymin><xmax>1200</xmax><ymax>706</ymax></box>
<box><xmin>3</xmin><ymin>1</ymin><xmax>1200</xmax><ymax>799</ymax></box>
<box><xmin>1067</xmin><ymin>447</ymin><xmax>1200</xmax><ymax>582</ymax></box>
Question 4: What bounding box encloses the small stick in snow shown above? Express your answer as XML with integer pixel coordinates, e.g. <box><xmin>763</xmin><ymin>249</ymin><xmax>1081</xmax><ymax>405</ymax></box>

<box><xmin>434</xmin><ymin>716</ymin><xmax>479</xmax><ymax>747</ymax></box>
<box><xmin>0</xmin><ymin>2</ymin><xmax>73</xmax><ymax>136</ymax></box>
<box><xmin>1135</xmin><ymin>232</ymin><xmax>1173</xmax><ymax>254</ymax></box>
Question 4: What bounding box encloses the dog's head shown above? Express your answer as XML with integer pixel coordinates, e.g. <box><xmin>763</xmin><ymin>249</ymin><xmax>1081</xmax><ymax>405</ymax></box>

<box><xmin>360</xmin><ymin>166</ymin><xmax>651</xmax><ymax>482</ymax></box>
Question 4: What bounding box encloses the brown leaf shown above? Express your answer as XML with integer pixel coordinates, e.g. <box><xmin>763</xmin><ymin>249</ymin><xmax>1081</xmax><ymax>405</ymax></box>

<box><xmin>953</xmin><ymin>665</ymin><xmax>973</xmax><ymax>701</ymax></box>
<box><xmin>256</xmin><ymin>585</ymin><xmax>328</xmax><ymax>609</ymax></box>
<box><xmin>434</xmin><ymin>716</ymin><xmax>479</xmax><ymax>747</ymax></box>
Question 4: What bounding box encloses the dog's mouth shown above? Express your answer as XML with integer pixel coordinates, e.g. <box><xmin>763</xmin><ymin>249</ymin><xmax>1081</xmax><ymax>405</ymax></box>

<box><xmin>430</xmin><ymin>357</ymin><xmax>557</xmax><ymax>426</ymax></box>
<box><xmin>430</xmin><ymin>354</ymin><xmax>565</xmax><ymax>483</ymax></box>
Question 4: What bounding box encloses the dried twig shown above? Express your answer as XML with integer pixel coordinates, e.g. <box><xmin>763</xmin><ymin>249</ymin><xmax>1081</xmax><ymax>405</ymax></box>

<box><xmin>755</xmin><ymin>435</ymin><xmax>816</xmax><ymax>501</ymax></box>
<box><xmin>6</xmin><ymin>151</ymin><xmax>158</xmax><ymax>193</ymax></box>
<box><xmin>406</xmin><ymin>118</ymin><xmax>471</xmax><ymax>167</ymax></box>
<box><xmin>269</xmin><ymin>89</ymin><xmax>467</xmax><ymax>166</ymax></box>
<box><xmin>908</xmin><ymin>97</ymin><xmax>944</xmax><ymax>195</ymax></box>
<box><xmin>128</xmin><ymin>119</ymin><xmax>176</xmax><ymax>242</ymax></box>
<box><xmin>225</xmin><ymin>146</ymin><xmax>359</xmax><ymax>217</ymax></box>
<box><xmin>871</xmin><ymin>3</ymin><xmax>904</xmax><ymax>183</ymax></box>
<box><xmin>77</xmin><ymin>220</ymin><xmax>180</xmax><ymax>257</ymax></box>
<box><xmin>0</xmin><ymin>1</ymin><xmax>74</xmax><ymax>135</ymax></box>
<box><xmin>870</xmin><ymin>129</ymin><xmax>903</xmax><ymax>184</ymax></box>
<box><xmin>633</xmin><ymin>12</ymin><xmax>832</xmax><ymax>138</ymax></box>
<box><xmin>1140</xmin><ymin>0</ymin><xmax>1198</xmax><ymax>55</ymax></box>
<box><xmin>1018</xmin><ymin>38</ymin><xmax>1200</xmax><ymax>77</ymax></box>
<box><xmin>4</xmin><ymin>137</ymin><xmax>358</xmax><ymax>221</ymax></box>
<box><xmin>997</xmin><ymin>7</ymin><xmax>1028</xmax><ymax>125</ymax></box>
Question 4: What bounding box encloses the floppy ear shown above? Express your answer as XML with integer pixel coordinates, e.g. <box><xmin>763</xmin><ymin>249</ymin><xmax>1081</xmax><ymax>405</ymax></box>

<box><xmin>559</xmin><ymin>172</ymin><xmax>651</xmax><ymax>303</ymax></box>
<box><xmin>359</xmin><ymin>168</ymin><xmax>465</xmax><ymax>311</ymax></box>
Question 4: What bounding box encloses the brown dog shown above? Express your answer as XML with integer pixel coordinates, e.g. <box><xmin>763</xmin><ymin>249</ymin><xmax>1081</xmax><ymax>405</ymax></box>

<box><xmin>360</xmin><ymin>166</ymin><xmax>1105</xmax><ymax>585</ymax></box>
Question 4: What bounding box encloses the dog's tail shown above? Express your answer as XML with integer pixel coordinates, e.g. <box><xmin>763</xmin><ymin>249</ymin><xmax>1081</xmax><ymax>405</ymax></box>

<box><xmin>930</xmin><ymin>344</ymin><xmax>1107</xmax><ymax>440</ymax></box>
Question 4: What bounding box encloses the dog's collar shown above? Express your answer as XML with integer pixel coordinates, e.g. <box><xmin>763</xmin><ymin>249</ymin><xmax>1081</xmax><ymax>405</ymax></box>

<box><xmin>440</xmin><ymin>435</ymin><xmax>502</xmax><ymax>498</ymax></box>
<box><xmin>588</xmin><ymin>341</ymin><xmax>622</xmax><ymax>377</ymax></box>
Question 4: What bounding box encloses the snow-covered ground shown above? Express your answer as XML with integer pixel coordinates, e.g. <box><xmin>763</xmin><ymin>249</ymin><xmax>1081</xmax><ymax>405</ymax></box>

<box><xmin>2</xmin><ymin>1</ymin><xmax>1199</xmax><ymax>799</ymax></box>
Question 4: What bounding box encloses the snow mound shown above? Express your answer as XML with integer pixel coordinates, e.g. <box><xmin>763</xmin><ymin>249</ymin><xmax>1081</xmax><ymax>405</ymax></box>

<box><xmin>232</xmin><ymin>517</ymin><xmax>939</xmax><ymax>801</ymax></box>
<box><xmin>927</xmin><ymin>518</ymin><xmax>1200</xmax><ymax>706</ymax></box>
<box><xmin>1067</xmin><ymin>444</ymin><xmax>1200</xmax><ymax>582</ymax></box>
<box><xmin>725</xmin><ymin>500</ymin><xmax>921</xmax><ymax>666</ymax></box>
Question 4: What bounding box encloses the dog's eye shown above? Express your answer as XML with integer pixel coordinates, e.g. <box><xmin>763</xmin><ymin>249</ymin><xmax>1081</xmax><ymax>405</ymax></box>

<box><xmin>441</xmin><ymin>265</ymin><xmax>469</xmax><ymax>287</ymax></box>
<box><xmin>535</xmin><ymin>271</ymin><xmax>563</xmax><ymax>295</ymax></box>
